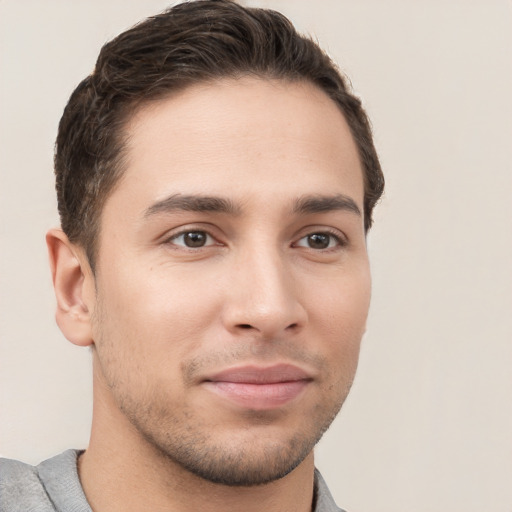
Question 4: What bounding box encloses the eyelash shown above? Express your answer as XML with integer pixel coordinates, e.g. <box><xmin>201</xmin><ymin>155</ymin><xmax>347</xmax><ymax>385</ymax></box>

<box><xmin>294</xmin><ymin>229</ymin><xmax>347</xmax><ymax>251</ymax></box>
<box><xmin>163</xmin><ymin>227</ymin><xmax>347</xmax><ymax>251</ymax></box>
<box><xmin>165</xmin><ymin>229</ymin><xmax>219</xmax><ymax>249</ymax></box>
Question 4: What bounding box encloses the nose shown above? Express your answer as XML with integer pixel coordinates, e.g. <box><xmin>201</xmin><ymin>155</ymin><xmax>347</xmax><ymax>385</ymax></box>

<box><xmin>220</xmin><ymin>248</ymin><xmax>307</xmax><ymax>339</ymax></box>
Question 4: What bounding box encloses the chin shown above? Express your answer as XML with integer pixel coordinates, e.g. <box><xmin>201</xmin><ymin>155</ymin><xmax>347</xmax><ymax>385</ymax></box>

<box><xmin>135</xmin><ymin>402</ymin><xmax>341</xmax><ymax>487</ymax></box>
<box><xmin>154</xmin><ymin>431</ymin><xmax>317</xmax><ymax>486</ymax></box>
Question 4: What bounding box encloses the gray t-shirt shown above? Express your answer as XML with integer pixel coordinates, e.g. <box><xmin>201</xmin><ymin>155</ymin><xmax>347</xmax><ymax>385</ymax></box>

<box><xmin>0</xmin><ymin>450</ymin><xmax>345</xmax><ymax>512</ymax></box>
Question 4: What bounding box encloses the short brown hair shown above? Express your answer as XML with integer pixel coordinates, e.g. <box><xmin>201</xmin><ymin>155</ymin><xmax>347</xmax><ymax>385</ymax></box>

<box><xmin>55</xmin><ymin>0</ymin><xmax>384</xmax><ymax>269</ymax></box>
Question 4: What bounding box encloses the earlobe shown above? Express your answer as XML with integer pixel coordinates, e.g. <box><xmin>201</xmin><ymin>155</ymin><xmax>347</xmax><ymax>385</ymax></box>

<box><xmin>46</xmin><ymin>228</ymin><xmax>94</xmax><ymax>347</ymax></box>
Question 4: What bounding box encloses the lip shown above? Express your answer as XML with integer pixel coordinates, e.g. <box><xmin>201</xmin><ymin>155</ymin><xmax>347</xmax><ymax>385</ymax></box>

<box><xmin>202</xmin><ymin>364</ymin><xmax>312</xmax><ymax>410</ymax></box>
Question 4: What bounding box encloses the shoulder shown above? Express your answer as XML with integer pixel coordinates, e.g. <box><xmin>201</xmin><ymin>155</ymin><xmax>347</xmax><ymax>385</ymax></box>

<box><xmin>0</xmin><ymin>450</ymin><xmax>89</xmax><ymax>512</ymax></box>
<box><xmin>0</xmin><ymin>457</ymin><xmax>55</xmax><ymax>511</ymax></box>
<box><xmin>314</xmin><ymin>468</ymin><xmax>348</xmax><ymax>512</ymax></box>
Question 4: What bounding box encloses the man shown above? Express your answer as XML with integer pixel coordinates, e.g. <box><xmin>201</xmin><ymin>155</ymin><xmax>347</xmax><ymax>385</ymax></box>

<box><xmin>0</xmin><ymin>1</ymin><xmax>383</xmax><ymax>510</ymax></box>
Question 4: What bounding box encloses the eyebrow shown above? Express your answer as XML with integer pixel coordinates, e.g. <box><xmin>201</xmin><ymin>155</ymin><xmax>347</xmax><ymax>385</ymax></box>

<box><xmin>144</xmin><ymin>194</ymin><xmax>240</xmax><ymax>217</ymax></box>
<box><xmin>144</xmin><ymin>192</ymin><xmax>361</xmax><ymax>219</ymax></box>
<box><xmin>293</xmin><ymin>194</ymin><xmax>362</xmax><ymax>217</ymax></box>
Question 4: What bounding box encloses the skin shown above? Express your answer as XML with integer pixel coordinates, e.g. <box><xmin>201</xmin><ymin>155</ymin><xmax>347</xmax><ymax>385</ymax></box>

<box><xmin>47</xmin><ymin>77</ymin><xmax>371</xmax><ymax>512</ymax></box>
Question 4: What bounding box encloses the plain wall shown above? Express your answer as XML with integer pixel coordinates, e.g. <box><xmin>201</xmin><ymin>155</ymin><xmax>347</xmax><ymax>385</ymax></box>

<box><xmin>1</xmin><ymin>1</ymin><xmax>511</xmax><ymax>511</ymax></box>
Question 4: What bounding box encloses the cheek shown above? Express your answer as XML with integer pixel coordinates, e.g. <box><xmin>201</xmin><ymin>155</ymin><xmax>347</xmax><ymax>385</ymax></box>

<box><xmin>92</xmin><ymin>261</ymin><xmax>223</xmax><ymax>363</ymax></box>
<box><xmin>310</xmin><ymin>265</ymin><xmax>371</xmax><ymax>327</ymax></box>
<box><xmin>307</xmin><ymin>266</ymin><xmax>371</xmax><ymax>361</ymax></box>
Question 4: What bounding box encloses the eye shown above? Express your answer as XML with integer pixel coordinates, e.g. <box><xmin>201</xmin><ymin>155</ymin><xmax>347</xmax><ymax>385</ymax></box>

<box><xmin>168</xmin><ymin>230</ymin><xmax>215</xmax><ymax>248</ymax></box>
<box><xmin>295</xmin><ymin>232</ymin><xmax>342</xmax><ymax>250</ymax></box>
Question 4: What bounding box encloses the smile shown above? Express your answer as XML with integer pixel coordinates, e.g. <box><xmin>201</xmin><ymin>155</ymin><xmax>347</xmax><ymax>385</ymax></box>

<box><xmin>202</xmin><ymin>364</ymin><xmax>312</xmax><ymax>410</ymax></box>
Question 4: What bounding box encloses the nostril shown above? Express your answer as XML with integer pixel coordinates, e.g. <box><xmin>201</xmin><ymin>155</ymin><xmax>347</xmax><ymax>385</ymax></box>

<box><xmin>238</xmin><ymin>324</ymin><xmax>253</xmax><ymax>330</ymax></box>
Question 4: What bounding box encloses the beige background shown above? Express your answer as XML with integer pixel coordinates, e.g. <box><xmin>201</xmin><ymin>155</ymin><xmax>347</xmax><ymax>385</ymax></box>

<box><xmin>1</xmin><ymin>1</ymin><xmax>511</xmax><ymax>511</ymax></box>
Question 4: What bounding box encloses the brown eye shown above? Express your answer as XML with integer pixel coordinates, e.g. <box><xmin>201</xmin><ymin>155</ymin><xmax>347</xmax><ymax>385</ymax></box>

<box><xmin>307</xmin><ymin>233</ymin><xmax>330</xmax><ymax>249</ymax></box>
<box><xmin>183</xmin><ymin>232</ymin><xmax>207</xmax><ymax>247</ymax></box>
<box><xmin>295</xmin><ymin>232</ymin><xmax>341</xmax><ymax>250</ymax></box>
<box><xmin>170</xmin><ymin>231</ymin><xmax>213</xmax><ymax>248</ymax></box>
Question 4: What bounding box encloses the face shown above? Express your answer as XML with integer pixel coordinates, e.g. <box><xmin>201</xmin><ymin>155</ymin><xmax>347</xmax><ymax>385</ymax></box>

<box><xmin>88</xmin><ymin>78</ymin><xmax>371</xmax><ymax>486</ymax></box>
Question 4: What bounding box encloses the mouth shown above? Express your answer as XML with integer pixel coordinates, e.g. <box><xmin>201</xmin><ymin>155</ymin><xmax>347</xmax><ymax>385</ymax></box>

<box><xmin>202</xmin><ymin>364</ymin><xmax>313</xmax><ymax>410</ymax></box>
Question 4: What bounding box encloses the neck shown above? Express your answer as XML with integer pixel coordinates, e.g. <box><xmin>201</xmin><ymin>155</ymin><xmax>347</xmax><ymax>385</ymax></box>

<box><xmin>79</xmin><ymin>364</ymin><xmax>316</xmax><ymax>512</ymax></box>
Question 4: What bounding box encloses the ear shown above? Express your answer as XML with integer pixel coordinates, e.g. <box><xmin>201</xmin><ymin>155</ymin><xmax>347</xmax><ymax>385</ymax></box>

<box><xmin>46</xmin><ymin>228</ymin><xmax>95</xmax><ymax>347</ymax></box>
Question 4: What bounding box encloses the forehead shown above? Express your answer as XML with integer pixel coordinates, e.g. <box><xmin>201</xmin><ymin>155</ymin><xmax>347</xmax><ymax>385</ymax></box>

<box><xmin>107</xmin><ymin>77</ymin><xmax>363</xmax><ymax>218</ymax></box>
